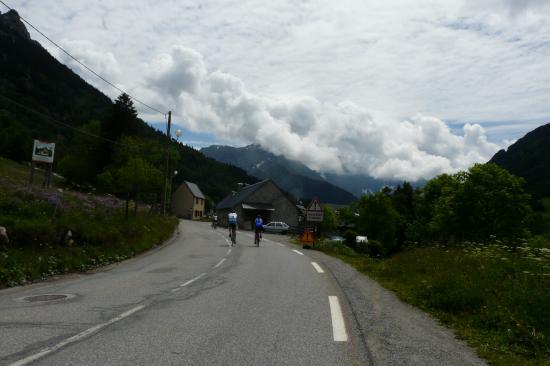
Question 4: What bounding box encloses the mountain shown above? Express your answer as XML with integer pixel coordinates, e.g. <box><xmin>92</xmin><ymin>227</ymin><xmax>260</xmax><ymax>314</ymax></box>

<box><xmin>490</xmin><ymin>122</ymin><xmax>550</xmax><ymax>198</ymax></box>
<box><xmin>201</xmin><ymin>145</ymin><xmax>357</xmax><ymax>204</ymax></box>
<box><xmin>0</xmin><ymin>10</ymin><xmax>256</xmax><ymax>202</ymax></box>
<box><xmin>322</xmin><ymin>173</ymin><xmax>407</xmax><ymax>197</ymax></box>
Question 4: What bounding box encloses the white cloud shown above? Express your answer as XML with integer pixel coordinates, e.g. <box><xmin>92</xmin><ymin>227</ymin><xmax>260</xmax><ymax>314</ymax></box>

<box><xmin>10</xmin><ymin>0</ymin><xmax>550</xmax><ymax>179</ymax></box>
<box><xmin>142</xmin><ymin>46</ymin><xmax>500</xmax><ymax>181</ymax></box>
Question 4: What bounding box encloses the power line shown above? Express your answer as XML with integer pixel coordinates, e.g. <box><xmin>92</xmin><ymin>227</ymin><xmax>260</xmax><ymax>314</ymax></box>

<box><xmin>0</xmin><ymin>94</ymin><xmax>179</xmax><ymax>155</ymax></box>
<box><xmin>0</xmin><ymin>0</ymin><xmax>167</xmax><ymax>117</ymax></box>
<box><xmin>0</xmin><ymin>94</ymin><xmax>123</xmax><ymax>145</ymax></box>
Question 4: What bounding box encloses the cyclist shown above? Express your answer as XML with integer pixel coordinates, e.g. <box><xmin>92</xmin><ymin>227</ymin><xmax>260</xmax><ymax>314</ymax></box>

<box><xmin>212</xmin><ymin>213</ymin><xmax>218</xmax><ymax>229</ymax></box>
<box><xmin>254</xmin><ymin>214</ymin><xmax>264</xmax><ymax>246</ymax></box>
<box><xmin>228</xmin><ymin>209</ymin><xmax>237</xmax><ymax>246</ymax></box>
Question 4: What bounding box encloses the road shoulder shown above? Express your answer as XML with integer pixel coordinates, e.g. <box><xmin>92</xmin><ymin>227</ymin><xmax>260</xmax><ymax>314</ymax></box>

<box><xmin>265</xmin><ymin>234</ymin><xmax>488</xmax><ymax>366</ymax></box>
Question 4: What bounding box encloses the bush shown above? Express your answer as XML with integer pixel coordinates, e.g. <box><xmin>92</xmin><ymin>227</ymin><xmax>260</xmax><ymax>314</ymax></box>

<box><xmin>344</xmin><ymin>229</ymin><xmax>358</xmax><ymax>247</ymax></box>
<box><xmin>360</xmin><ymin>239</ymin><xmax>386</xmax><ymax>257</ymax></box>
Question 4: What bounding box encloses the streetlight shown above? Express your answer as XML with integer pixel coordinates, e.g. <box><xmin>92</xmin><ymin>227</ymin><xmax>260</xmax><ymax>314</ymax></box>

<box><xmin>175</xmin><ymin>129</ymin><xmax>182</xmax><ymax>139</ymax></box>
<box><xmin>168</xmin><ymin>170</ymin><xmax>179</xmax><ymax>214</ymax></box>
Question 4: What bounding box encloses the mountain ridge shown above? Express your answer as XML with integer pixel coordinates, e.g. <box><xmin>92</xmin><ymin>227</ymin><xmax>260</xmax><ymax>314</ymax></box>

<box><xmin>489</xmin><ymin>122</ymin><xmax>550</xmax><ymax>199</ymax></box>
<box><xmin>201</xmin><ymin>144</ymin><xmax>357</xmax><ymax>204</ymax></box>
<box><xmin>0</xmin><ymin>11</ymin><xmax>257</xmax><ymax>202</ymax></box>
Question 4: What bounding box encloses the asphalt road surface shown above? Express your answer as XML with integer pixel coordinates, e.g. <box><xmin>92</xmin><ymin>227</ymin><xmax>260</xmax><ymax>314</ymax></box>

<box><xmin>0</xmin><ymin>220</ymin><xmax>486</xmax><ymax>366</ymax></box>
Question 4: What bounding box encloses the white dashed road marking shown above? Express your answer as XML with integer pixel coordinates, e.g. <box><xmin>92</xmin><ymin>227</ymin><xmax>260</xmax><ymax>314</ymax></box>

<box><xmin>311</xmin><ymin>262</ymin><xmax>324</xmax><ymax>273</ymax></box>
<box><xmin>180</xmin><ymin>273</ymin><xmax>206</xmax><ymax>287</ymax></box>
<box><xmin>9</xmin><ymin>305</ymin><xmax>146</xmax><ymax>366</ymax></box>
<box><xmin>227</xmin><ymin>248</ymin><xmax>232</xmax><ymax>255</ymax></box>
<box><xmin>328</xmin><ymin>296</ymin><xmax>348</xmax><ymax>342</ymax></box>
<box><xmin>292</xmin><ymin>249</ymin><xmax>304</xmax><ymax>256</ymax></box>
<box><xmin>213</xmin><ymin>258</ymin><xmax>226</xmax><ymax>269</ymax></box>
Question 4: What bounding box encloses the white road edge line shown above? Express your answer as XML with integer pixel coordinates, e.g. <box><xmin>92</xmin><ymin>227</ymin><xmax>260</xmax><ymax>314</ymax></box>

<box><xmin>311</xmin><ymin>262</ymin><xmax>325</xmax><ymax>273</ymax></box>
<box><xmin>292</xmin><ymin>249</ymin><xmax>304</xmax><ymax>256</ymax></box>
<box><xmin>213</xmin><ymin>258</ymin><xmax>226</xmax><ymax>269</ymax></box>
<box><xmin>180</xmin><ymin>273</ymin><xmax>206</xmax><ymax>287</ymax></box>
<box><xmin>9</xmin><ymin>305</ymin><xmax>146</xmax><ymax>366</ymax></box>
<box><xmin>328</xmin><ymin>296</ymin><xmax>348</xmax><ymax>342</ymax></box>
<box><xmin>227</xmin><ymin>248</ymin><xmax>232</xmax><ymax>255</ymax></box>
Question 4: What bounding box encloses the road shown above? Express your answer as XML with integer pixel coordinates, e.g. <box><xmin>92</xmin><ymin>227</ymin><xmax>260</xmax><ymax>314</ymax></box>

<box><xmin>0</xmin><ymin>220</ymin><xmax>486</xmax><ymax>365</ymax></box>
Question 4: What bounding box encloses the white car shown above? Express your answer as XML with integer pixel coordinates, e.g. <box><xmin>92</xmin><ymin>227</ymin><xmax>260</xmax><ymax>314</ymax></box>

<box><xmin>263</xmin><ymin>221</ymin><xmax>290</xmax><ymax>234</ymax></box>
<box><xmin>355</xmin><ymin>235</ymin><xmax>368</xmax><ymax>243</ymax></box>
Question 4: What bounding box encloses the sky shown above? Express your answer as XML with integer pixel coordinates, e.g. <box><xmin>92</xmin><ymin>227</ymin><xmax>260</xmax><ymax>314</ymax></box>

<box><xmin>5</xmin><ymin>0</ymin><xmax>550</xmax><ymax>181</ymax></box>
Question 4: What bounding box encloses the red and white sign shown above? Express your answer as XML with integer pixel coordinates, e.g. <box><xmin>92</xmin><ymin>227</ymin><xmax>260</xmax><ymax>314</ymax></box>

<box><xmin>306</xmin><ymin>198</ymin><xmax>324</xmax><ymax>222</ymax></box>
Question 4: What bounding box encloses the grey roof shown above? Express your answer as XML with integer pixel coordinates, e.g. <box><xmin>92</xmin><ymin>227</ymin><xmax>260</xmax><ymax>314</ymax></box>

<box><xmin>184</xmin><ymin>181</ymin><xmax>205</xmax><ymax>199</ymax></box>
<box><xmin>242</xmin><ymin>203</ymin><xmax>275</xmax><ymax>211</ymax></box>
<box><xmin>216</xmin><ymin>180</ymin><xmax>270</xmax><ymax>209</ymax></box>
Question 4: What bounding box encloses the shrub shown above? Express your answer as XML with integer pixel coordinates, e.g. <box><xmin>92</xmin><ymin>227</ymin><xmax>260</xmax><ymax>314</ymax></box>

<box><xmin>360</xmin><ymin>239</ymin><xmax>386</xmax><ymax>257</ymax></box>
<box><xmin>344</xmin><ymin>229</ymin><xmax>358</xmax><ymax>247</ymax></box>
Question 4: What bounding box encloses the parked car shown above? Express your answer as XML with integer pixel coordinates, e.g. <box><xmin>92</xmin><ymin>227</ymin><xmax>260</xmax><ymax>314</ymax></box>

<box><xmin>263</xmin><ymin>221</ymin><xmax>290</xmax><ymax>234</ymax></box>
<box><xmin>355</xmin><ymin>235</ymin><xmax>368</xmax><ymax>243</ymax></box>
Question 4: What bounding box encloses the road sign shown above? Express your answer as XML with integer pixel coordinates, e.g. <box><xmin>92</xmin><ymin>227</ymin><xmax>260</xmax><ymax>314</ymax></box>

<box><xmin>306</xmin><ymin>198</ymin><xmax>323</xmax><ymax>222</ymax></box>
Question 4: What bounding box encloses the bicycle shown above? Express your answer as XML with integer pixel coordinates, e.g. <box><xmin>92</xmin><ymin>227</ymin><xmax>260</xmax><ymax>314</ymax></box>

<box><xmin>230</xmin><ymin>226</ymin><xmax>236</xmax><ymax>246</ymax></box>
<box><xmin>254</xmin><ymin>229</ymin><xmax>261</xmax><ymax>246</ymax></box>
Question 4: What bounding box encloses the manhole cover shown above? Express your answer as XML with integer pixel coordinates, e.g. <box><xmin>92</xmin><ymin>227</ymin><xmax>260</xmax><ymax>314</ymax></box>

<box><xmin>15</xmin><ymin>293</ymin><xmax>76</xmax><ymax>303</ymax></box>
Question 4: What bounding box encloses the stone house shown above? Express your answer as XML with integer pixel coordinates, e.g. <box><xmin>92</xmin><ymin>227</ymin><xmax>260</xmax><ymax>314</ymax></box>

<box><xmin>216</xmin><ymin>179</ymin><xmax>299</xmax><ymax>229</ymax></box>
<box><xmin>172</xmin><ymin>181</ymin><xmax>205</xmax><ymax>219</ymax></box>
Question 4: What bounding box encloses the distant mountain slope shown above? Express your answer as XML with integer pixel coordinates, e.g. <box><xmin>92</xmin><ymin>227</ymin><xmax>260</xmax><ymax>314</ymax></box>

<box><xmin>490</xmin><ymin>122</ymin><xmax>550</xmax><ymax>198</ymax></box>
<box><xmin>201</xmin><ymin>145</ymin><xmax>357</xmax><ymax>204</ymax></box>
<box><xmin>322</xmin><ymin>173</ymin><xmax>405</xmax><ymax>197</ymax></box>
<box><xmin>0</xmin><ymin>9</ymin><xmax>256</xmax><ymax>203</ymax></box>
<box><xmin>0</xmin><ymin>10</ymin><xmax>113</xmax><ymax>144</ymax></box>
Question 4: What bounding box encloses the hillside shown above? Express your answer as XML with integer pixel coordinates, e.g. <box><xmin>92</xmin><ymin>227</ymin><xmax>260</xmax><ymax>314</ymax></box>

<box><xmin>201</xmin><ymin>145</ymin><xmax>357</xmax><ymax>204</ymax></box>
<box><xmin>489</xmin><ymin>122</ymin><xmax>550</xmax><ymax>198</ymax></box>
<box><xmin>0</xmin><ymin>9</ymin><xmax>256</xmax><ymax>203</ymax></box>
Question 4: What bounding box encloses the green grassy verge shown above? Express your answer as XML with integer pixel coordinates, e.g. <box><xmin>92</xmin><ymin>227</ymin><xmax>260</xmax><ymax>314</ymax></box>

<box><xmin>312</xmin><ymin>240</ymin><xmax>549</xmax><ymax>366</ymax></box>
<box><xmin>0</xmin><ymin>157</ymin><xmax>178</xmax><ymax>288</ymax></box>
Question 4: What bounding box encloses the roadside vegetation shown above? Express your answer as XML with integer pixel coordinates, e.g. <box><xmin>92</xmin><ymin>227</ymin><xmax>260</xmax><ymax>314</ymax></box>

<box><xmin>0</xmin><ymin>156</ymin><xmax>178</xmax><ymax>288</ymax></box>
<box><xmin>316</xmin><ymin>163</ymin><xmax>549</xmax><ymax>366</ymax></box>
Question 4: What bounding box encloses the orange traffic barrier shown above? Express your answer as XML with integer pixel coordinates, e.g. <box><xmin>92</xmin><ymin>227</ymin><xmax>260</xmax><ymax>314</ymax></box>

<box><xmin>299</xmin><ymin>228</ymin><xmax>315</xmax><ymax>247</ymax></box>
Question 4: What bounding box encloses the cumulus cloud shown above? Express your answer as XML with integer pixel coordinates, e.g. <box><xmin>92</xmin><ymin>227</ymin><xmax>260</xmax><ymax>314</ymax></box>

<box><xmin>56</xmin><ymin>39</ymin><xmax>121</xmax><ymax>85</ymax></box>
<box><xmin>142</xmin><ymin>46</ymin><xmax>500</xmax><ymax>181</ymax></box>
<box><xmin>13</xmin><ymin>0</ymin><xmax>550</xmax><ymax>180</ymax></box>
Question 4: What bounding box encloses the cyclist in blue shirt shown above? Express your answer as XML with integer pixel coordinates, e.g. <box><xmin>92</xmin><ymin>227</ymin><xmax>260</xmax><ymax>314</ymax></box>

<box><xmin>228</xmin><ymin>209</ymin><xmax>237</xmax><ymax>246</ymax></box>
<box><xmin>254</xmin><ymin>214</ymin><xmax>263</xmax><ymax>246</ymax></box>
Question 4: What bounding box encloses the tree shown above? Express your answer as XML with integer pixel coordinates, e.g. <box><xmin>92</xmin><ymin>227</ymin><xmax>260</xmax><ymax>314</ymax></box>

<box><xmin>357</xmin><ymin>192</ymin><xmax>400</xmax><ymax>253</ymax></box>
<box><xmin>99</xmin><ymin>93</ymin><xmax>142</xmax><ymax>170</ymax></box>
<box><xmin>321</xmin><ymin>205</ymin><xmax>338</xmax><ymax>234</ymax></box>
<box><xmin>57</xmin><ymin>120</ymin><xmax>103</xmax><ymax>184</ymax></box>
<box><xmin>418</xmin><ymin>164</ymin><xmax>531</xmax><ymax>242</ymax></box>
<box><xmin>98</xmin><ymin>157</ymin><xmax>163</xmax><ymax>217</ymax></box>
<box><xmin>454</xmin><ymin>163</ymin><xmax>531</xmax><ymax>240</ymax></box>
<box><xmin>0</xmin><ymin>112</ymin><xmax>32</xmax><ymax>162</ymax></box>
<box><xmin>101</xmin><ymin>93</ymin><xmax>139</xmax><ymax>142</ymax></box>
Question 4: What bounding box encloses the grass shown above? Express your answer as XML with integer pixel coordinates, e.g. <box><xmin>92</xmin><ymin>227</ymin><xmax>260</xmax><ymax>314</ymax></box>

<box><xmin>0</xmin><ymin>157</ymin><xmax>179</xmax><ymax>288</ymax></box>
<box><xmin>313</xmin><ymin>240</ymin><xmax>550</xmax><ymax>366</ymax></box>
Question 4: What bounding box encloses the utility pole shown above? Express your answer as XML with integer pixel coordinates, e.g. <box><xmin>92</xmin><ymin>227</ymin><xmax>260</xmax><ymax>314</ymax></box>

<box><xmin>162</xmin><ymin>111</ymin><xmax>172</xmax><ymax>216</ymax></box>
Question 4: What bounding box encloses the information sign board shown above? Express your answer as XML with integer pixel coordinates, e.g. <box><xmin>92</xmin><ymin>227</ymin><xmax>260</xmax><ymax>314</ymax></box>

<box><xmin>32</xmin><ymin>140</ymin><xmax>55</xmax><ymax>163</ymax></box>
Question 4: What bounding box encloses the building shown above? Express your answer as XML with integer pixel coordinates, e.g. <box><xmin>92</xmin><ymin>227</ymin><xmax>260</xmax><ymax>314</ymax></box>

<box><xmin>216</xmin><ymin>179</ymin><xmax>300</xmax><ymax>229</ymax></box>
<box><xmin>172</xmin><ymin>181</ymin><xmax>206</xmax><ymax>219</ymax></box>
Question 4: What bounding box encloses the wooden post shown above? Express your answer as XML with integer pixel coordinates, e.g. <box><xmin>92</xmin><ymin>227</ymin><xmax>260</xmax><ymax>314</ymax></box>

<box><xmin>162</xmin><ymin>111</ymin><xmax>172</xmax><ymax>216</ymax></box>
<box><xmin>28</xmin><ymin>161</ymin><xmax>35</xmax><ymax>187</ymax></box>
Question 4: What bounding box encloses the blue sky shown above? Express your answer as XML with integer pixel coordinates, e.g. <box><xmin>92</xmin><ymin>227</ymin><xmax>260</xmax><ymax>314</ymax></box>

<box><xmin>149</xmin><ymin>122</ymin><xmax>221</xmax><ymax>149</ymax></box>
<box><xmin>6</xmin><ymin>0</ymin><xmax>550</xmax><ymax>180</ymax></box>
